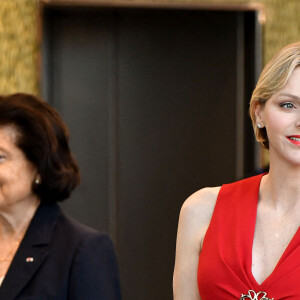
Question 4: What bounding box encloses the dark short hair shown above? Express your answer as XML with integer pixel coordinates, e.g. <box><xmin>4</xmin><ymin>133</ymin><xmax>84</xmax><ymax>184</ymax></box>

<box><xmin>0</xmin><ymin>93</ymin><xmax>80</xmax><ymax>203</ymax></box>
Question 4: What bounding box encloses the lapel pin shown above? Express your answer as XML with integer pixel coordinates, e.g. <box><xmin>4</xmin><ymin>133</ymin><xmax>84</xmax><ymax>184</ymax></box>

<box><xmin>26</xmin><ymin>257</ymin><xmax>34</xmax><ymax>263</ymax></box>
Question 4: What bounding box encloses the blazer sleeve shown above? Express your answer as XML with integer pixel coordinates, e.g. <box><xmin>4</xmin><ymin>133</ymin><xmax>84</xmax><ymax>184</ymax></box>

<box><xmin>68</xmin><ymin>233</ymin><xmax>122</xmax><ymax>300</ymax></box>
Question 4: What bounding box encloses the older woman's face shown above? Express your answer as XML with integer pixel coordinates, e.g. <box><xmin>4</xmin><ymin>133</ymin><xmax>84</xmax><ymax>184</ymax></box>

<box><xmin>0</xmin><ymin>125</ymin><xmax>38</xmax><ymax>208</ymax></box>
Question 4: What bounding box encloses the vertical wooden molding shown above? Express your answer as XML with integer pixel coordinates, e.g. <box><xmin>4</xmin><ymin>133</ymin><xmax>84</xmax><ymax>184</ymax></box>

<box><xmin>254</xmin><ymin>10</ymin><xmax>264</xmax><ymax>170</ymax></box>
<box><xmin>236</xmin><ymin>12</ymin><xmax>245</xmax><ymax>179</ymax></box>
<box><xmin>107</xmin><ymin>11</ymin><xmax>119</xmax><ymax>246</ymax></box>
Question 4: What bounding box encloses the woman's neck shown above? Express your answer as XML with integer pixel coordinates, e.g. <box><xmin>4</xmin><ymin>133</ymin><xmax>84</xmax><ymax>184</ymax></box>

<box><xmin>261</xmin><ymin>166</ymin><xmax>300</xmax><ymax>214</ymax></box>
<box><xmin>0</xmin><ymin>197</ymin><xmax>40</xmax><ymax>239</ymax></box>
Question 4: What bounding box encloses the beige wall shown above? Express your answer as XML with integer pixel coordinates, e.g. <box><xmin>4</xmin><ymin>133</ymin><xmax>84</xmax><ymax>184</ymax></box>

<box><xmin>0</xmin><ymin>0</ymin><xmax>299</xmax><ymax>95</ymax></box>
<box><xmin>0</xmin><ymin>0</ymin><xmax>38</xmax><ymax>94</ymax></box>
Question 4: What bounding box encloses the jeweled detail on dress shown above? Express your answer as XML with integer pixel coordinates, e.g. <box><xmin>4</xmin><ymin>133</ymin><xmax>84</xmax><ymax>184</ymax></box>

<box><xmin>240</xmin><ymin>290</ymin><xmax>274</xmax><ymax>300</ymax></box>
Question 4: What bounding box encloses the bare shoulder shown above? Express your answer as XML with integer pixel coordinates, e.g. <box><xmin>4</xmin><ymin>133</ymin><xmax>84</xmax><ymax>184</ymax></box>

<box><xmin>180</xmin><ymin>186</ymin><xmax>221</xmax><ymax>227</ymax></box>
<box><xmin>177</xmin><ymin>186</ymin><xmax>221</xmax><ymax>253</ymax></box>
<box><xmin>173</xmin><ymin>186</ymin><xmax>221</xmax><ymax>299</ymax></box>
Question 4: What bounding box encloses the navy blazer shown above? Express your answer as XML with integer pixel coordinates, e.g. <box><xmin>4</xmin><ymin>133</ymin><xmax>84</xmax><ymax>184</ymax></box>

<box><xmin>0</xmin><ymin>203</ymin><xmax>121</xmax><ymax>300</ymax></box>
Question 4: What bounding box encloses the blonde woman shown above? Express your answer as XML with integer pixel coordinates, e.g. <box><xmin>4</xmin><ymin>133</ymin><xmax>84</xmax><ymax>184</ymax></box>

<box><xmin>173</xmin><ymin>42</ymin><xmax>300</xmax><ymax>300</ymax></box>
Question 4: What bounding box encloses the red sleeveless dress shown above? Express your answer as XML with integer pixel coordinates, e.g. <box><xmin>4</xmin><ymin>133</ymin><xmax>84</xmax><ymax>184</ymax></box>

<box><xmin>198</xmin><ymin>174</ymin><xmax>300</xmax><ymax>300</ymax></box>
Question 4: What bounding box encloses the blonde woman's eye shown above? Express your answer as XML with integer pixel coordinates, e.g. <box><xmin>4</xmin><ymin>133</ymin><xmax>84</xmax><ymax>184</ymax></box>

<box><xmin>280</xmin><ymin>102</ymin><xmax>295</xmax><ymax>109</ymax></box>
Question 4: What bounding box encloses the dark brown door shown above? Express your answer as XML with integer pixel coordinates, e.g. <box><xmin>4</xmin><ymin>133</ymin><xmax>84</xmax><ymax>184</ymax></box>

<box><xmin>42</xmin><ymin>6</ymin><xmax>261</xmax><ymax>299</ymax></box>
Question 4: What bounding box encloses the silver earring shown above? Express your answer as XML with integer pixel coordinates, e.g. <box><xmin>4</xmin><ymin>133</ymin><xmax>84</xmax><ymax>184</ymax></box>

<box><xmin>257</xmin><ymin>123</ymin><xmax>262</xmax><ymax>129</ymax></box>
<box><xmin>35</xmin><ymin>177</ymin><xmax>41</xmax><ymax>185</ymax></box>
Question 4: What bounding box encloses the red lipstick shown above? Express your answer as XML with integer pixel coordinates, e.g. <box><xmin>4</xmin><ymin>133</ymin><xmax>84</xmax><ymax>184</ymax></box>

<box><xmin>287</xmin><ymin>136</ymin><xmax>300</xmax><ymax>146</ymax></box>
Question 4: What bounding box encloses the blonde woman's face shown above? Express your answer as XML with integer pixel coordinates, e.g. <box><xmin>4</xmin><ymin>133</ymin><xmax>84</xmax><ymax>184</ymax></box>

<box><xmin>255</xmin><ymin>66</ymin><xmax>300</xmax><ymax>165</ymax></box>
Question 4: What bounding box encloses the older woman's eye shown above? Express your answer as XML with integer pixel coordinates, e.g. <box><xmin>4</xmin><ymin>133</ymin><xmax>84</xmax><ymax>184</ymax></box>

<box><xmin>280</xmin><ymin>102</ymin><xmax>295</xmax><ymax>109</ymax></box>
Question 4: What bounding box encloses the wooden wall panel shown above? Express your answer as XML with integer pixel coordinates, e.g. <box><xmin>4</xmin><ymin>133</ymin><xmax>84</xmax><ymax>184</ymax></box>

<box><xmin>42</xmin><ymin>6</ymin><xmax>261</xmax><ymax>299</ymax></box>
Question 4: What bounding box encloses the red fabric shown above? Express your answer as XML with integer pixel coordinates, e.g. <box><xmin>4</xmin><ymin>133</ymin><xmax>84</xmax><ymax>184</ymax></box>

<box><xmin>198</xmin><ymin>174</ymin><xmax>300</xmax><ymax>299</ymax></box>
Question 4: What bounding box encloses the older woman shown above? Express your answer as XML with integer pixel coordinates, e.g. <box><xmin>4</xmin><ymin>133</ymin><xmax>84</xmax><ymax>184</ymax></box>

<box><xmin>0</xmin><ymin>93</ymin><xmax>121</xmax><ymax>299</ymax></box>
<box><xmin>173</xmin><ymin>42</ymin><xmax>300</xmax><ymax>300</ymax></box>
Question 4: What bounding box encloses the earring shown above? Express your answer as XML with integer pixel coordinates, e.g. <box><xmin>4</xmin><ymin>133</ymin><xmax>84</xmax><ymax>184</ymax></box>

<box><xmin>257</xmin><ymin>123</ymin><xmax>262</xmax><ymax>129</ymax></box>
<box><xmin>35</xmin><ymin>176</ymin><xmax>41</xmax><ymax>185</ymax></box>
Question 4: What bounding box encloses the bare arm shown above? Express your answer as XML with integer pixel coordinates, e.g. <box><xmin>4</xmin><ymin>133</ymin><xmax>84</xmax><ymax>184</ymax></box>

<box><xmin>173</xmin><ymin>187</ymin><xmax>220</xmax><ymax>300</ymax></box>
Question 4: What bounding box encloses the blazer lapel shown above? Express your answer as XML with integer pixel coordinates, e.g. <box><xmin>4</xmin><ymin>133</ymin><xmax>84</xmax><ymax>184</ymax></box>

<box><xmin>0</xmin><ymin>203</ymin><xmax>61</xmax><ymax>299</ymax></box>
<box><xmin>0</xmin><ymin>247</ymin><xmax>49</xmax><ymax>299</ymax></box>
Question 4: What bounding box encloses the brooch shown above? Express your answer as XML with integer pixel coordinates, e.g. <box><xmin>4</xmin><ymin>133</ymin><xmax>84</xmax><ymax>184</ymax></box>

<box><xmin>240</xmin><ymin>290</ymin><xmax>274</xmax><ymax>300</ymax></box>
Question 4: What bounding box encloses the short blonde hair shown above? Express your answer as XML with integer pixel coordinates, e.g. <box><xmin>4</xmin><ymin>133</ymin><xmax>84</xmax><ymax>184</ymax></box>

<box><xmin>249</xmin><ymin>42</ymin><xmax>300</xmax><ymax>149</ymax></box>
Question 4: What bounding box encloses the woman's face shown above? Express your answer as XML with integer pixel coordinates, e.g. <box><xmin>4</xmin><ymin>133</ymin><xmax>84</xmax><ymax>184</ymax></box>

<box><xmin>256</xmin><ymin>66</ymin><xmax>300</xmax><ymax>166</ymax></box>
<box><xmin>0</xmin><ymin>125</ymin><xmax>38</xmax><ymax>208</ymax></box>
